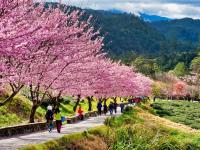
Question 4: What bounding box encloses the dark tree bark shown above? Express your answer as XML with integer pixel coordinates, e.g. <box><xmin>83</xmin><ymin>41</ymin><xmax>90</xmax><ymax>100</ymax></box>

<box><xmin>113</xmin><ymin>97</ymin><xmax>117</xmax><ymax>103</ymax></box>
<box><xmin>29</xmin><ymin>101</ymin><xmax>39</xmax><ymax>123</ymax></box>
<box><xmin>153</xmin><ymin>97</ymin><xmax>156</xmax><ymax>102</ymax></box>
<box><xmin>103</xmin><ymin>98</ymin><xmax>107</xmax><ymax>105</ymax></box>
<box><xmin>88</xmin><ymin>97</ymin><xmax>92</xmax><ymax>111</ymax></box>
<box><xmin>73</xmin><ymin>96</ymin><xmax>80</xmax><ymax>112</ymax></box>
<box><xmin>0</xmin><ymin>85</ymin><xmax>24</xmax><ymax>106</ymax></box>
<box><xmin>0</xmin><ymin>92</ymin><xmax>17</xmax><ymax>106</ymax></box>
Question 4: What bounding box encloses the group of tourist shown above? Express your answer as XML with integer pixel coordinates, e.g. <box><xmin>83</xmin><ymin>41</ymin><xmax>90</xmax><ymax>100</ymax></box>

<box><xmin>45</xmin><ymin>98</ymin><xmax>127</xmax><ymax>133</ymax></box>
<box><xmin>97</xmin><ymin>100</ymin><xmax>125</xmax><ymax>116</ymax></box>
<box><xmin>127</xmin><ymin>96</ymin><xmax>149</xmax><ymax>105</ymax></box>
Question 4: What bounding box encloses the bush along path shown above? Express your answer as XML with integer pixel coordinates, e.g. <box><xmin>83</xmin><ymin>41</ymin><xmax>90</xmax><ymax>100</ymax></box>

<box><xmin>0</xmin><ymin>107</ymin><xmax>122</xmax><ymax>150</ymax></box>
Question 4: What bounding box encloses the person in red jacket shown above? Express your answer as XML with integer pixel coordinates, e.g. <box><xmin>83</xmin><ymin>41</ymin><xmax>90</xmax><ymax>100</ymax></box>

<box><xmin>77</xmin><ymin>106</ymin><xmax>84</xmax><ymax>120</ymax></box>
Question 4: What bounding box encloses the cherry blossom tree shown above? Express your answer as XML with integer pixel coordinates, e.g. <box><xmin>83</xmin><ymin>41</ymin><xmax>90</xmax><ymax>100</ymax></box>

<box><xmin>0</xmin><ymin>0</ymin><xmax>153</xmax><ymax>123</ymax></box>
<box><xmin>53</xmin><ymin>58</ymin><xmax>152</xmax><ymax>100</ymax></box>
<box><xmin>0</xmin><ymin>0</ymin><xmax>98</xmax><ymax>104</ymax></box>
<box><xmin>174</xmin><ymin>81</ymin><xmax>187</xmax><ymax>97</ymax></box>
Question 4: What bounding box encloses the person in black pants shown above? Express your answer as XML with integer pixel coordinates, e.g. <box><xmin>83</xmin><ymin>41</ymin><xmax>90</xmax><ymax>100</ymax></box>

<box><xmin>97</xmin><ymin>100</ymin><xmax>102</xmax><ymax>115</ymax></box>
<box><xmin>113</xmin><ymin>101</ymin><xmax>118</xmax><ymax>114</ymax></box>
<box><xmin>45</xmin><ymin>106</ymin><xmax>54</xmax><ymax>132</ymax></box>
<box><xmin>103</xmin><ymin>102</ymin><xmax>108</xmax><ymax>115</ymax></box>
<box><xmin>120</xmin><ymin>102</ymin><xmax>125</xmax><ymax>113</ymax></box>
<box><xmin>109</xmin><ymin>102</ymin><xmax>114</xmax><ymax>115</ymax></box>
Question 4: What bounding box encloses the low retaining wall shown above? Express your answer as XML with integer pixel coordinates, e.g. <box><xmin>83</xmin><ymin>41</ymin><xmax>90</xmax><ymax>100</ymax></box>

<box><xmin>0</xmin><ymin>111</ymin><xmax>98</xmax><ymax>138</ymax></box>
<box><xmin>66</xmin><ymin>111</ymin><xmax>98</xmax><ymax>124</ymax></box>
<box><xmin>0</xmin><ymin>122</ymin><xmax>48</xmax><ymax>138</ymax></box>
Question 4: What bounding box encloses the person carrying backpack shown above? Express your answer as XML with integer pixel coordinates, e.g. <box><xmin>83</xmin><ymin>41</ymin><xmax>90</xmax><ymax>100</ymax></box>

<box><xmin>45</xmin><ymin>105</ymin><xmax>54</xmax><ymax>132</ymax></box>
<box><xmin>55</xmin><ymin>108</ymin><xmax>62</xmax><ymax>133</ymax></box>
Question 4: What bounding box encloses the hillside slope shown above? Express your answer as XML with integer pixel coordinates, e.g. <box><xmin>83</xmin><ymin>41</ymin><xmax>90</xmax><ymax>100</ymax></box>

<box><xmin>0</xmin><ymin>94</ymin><xmax>45</xmax><ymax>127</ymax></box>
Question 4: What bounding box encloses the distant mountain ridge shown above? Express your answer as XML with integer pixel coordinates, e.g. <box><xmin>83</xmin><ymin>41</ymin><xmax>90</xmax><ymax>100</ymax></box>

<box><xmin>108</xmin><ymin>9</ymin><xmax>125</xmax><ymax>14</ymax></box>
<box><xmin>139</xmin><ymin>13</ymin><xmax>172</xmax><ymax>22</ymax></box>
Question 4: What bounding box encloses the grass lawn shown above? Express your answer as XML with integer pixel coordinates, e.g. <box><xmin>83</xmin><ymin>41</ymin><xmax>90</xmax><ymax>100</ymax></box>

<box><xmin>152</xmin><ymin>99</ymin><xmax>200</xmax><ymax>129</ymax></box>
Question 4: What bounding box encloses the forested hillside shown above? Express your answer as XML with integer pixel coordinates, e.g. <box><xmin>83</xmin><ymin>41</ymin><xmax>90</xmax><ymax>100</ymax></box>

<box><xmin>83</xmin><ymin>9</ymin><xmax>200</xmax><ymax>71</ymax></box>
<box><xmin>47</xmin><ymin>3</ymin><xmax>200</xmax><ymax>71</ymax></box>
<box><xmin>85</xmin><ymin>9</ymin><xmax>166</xmax><ymax>56</ymax></box>
<box><xmin>151</xmin><ymin>18</ymin><xmax>200</xmax><ymax>44</ymax></box>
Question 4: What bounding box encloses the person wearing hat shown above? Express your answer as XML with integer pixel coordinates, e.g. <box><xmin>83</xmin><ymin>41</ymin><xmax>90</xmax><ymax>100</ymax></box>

<box><xmin>45</xmin><ymin>105</ymin><xmax>54</xmax><ymax>132</ymax></box>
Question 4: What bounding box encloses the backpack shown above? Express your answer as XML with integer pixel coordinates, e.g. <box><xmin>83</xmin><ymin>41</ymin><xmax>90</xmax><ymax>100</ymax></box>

<box><xmin>46</xmin><ymin>110</ymin><xmax>53</xmax><ymax>120</ymax></box>
<box><xmin>97</xmin><ymin>102</ymin><xmax>102</xmax><ymax>108</ymax></box>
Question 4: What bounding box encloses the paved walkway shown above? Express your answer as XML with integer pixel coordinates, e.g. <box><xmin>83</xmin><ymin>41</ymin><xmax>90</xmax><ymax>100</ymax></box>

<box><xmin>0</xmin><ymin>109</ymin><xmax>121</xmax><ymax>150</ymax></box>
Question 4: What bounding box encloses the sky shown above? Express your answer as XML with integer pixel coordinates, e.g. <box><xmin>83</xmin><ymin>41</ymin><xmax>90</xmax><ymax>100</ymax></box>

<box><xmin>54</xmin><ymin>0</ymin><xmax>200</xmax><ymax>19</ymax></box>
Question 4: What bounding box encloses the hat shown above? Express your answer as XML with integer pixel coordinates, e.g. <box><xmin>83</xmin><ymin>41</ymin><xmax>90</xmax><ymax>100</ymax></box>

<box><xmin>47</xmin><ymin>105</ymin><xmax>52</xmax><ymax>110</ymax></box>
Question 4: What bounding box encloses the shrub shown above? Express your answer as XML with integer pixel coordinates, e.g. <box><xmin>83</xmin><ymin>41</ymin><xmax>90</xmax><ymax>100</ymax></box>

<box><xmin>156</xmin><ymin>110</ymin><xmax>172</xmax><ymax>117</ymax></box>
<box><xmin>104</xmin><ymin>116</ymin><xmax>116</xmax><ymax>127</ymax></box>
<box><xmin>151</xmin><ymin>103</ymin><xmax>163</xmax><ymax>110</ymax></box>
<box><xmin>63</xmin><ymin>99</ymin><xmax>70</xmax><ymax>104</ymax></box>
<box><xmin>156</xmin><ymin>139</ymin><xmax>182</xmax><ymax>150</ymax></box>
<box><xmin>185</xmin><ymin>143</ymin><xmax>200</xmax><ymax>150</ymax></box>
<box><xmin>123</xmin><ymin>105</ymin><xmax>134</xmax><ymax>113</ymax></box>
<box><xmin>88</xmin><ymin>126</ymin><xmax>108</xmax><ymax>137</ymax></box>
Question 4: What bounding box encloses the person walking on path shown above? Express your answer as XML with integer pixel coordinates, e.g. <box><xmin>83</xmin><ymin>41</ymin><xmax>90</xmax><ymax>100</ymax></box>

<box><xmin>55</xmin><ymin>108</ymin><xmax>62</xmax><ymax>133</ymax></box>
<box><xmin>45</xmin><ymin>105</ymin><xmax>54</xmax><ymax>132</ymax></box>
<box><xmin>97</xmin><ymin>100</ymin><xmax>102</xmax><ymax>116</ymax></box>
<box><xmin>120</xmin><ymin>101</ymin><xmax>125</xmax><ymax>113</ymax></box>
<box><xmin>103</xmin><ymin>101</ymin><xmax>108</xmax><ymax>115</ymax></box>
<box><xmin>77</xmin><ymin>106</ymin><xmax>84</xmax><ymax>120</ymax></box>
<box><xmin>109</xmin><ymin>102</ymin><xmax>114</xmax><ymax>115</ymax></box>
<box><xmin>113</xmin><ymin>100</ymin><xmax>118</xmax><ymax>114</ymax></box>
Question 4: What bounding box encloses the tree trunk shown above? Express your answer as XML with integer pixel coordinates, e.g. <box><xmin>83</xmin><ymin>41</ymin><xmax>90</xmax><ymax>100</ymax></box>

<box><xmin>153</xmin><ymin>97</ymin><xmax>156</xmax><ymax>102</ymax></box>
<box><xmin>73</xmin><ymin>99</ymin><xmax>80</xmax><ymax>112</ymax></box>
<box><xmin>114</xmin><ymin>97</ymin><xmax>117</xmax><ymax>103</ymax></box>
<box><xmin>52</xmin><ymin>97</ymin><xmax>58</xmax><ymax>111</ymax></box>
<box><xmin>29</xmin><ymin>102</ymin><xmax>39</xmax><ymax>123</ymax></box>
<box><xmin>0</xmin><ymin>92</ymin><xmax>17</xmax><ymax>106</ymax></box>
<box><xmin>88</xmin><ymin>97</ymin><xmax>92</xmax><ymax>111</ymax></box>
<box><xmin>0</xmin><ymin>85</ymin><xmax>23</xmax><ymax>106</ymax></box>
<box><xmin>104</xmin><ymin>98</ymin><xmax>107</xmax><ymax>105</ymax></box>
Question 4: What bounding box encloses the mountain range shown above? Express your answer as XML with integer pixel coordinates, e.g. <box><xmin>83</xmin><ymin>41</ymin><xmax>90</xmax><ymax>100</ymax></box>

<box><xmin>85</xmin><ymin>9</ymin><xmax>199</xmax><ymax>53</ymax></box>
<box><xmin>46</xmin><ymin>3</ymin><xmax>200</xmax><ymax>70</ymax></box>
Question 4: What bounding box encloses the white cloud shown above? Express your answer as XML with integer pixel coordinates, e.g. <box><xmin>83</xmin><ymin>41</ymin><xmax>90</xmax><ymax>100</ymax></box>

<box><xmin>57</xmin><ymin>0</ymin><xmax>200</xmax><ymax>19</ymax></box>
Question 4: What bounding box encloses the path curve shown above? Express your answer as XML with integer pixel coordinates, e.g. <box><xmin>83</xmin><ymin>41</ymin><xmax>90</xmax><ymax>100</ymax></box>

<box><xmin>0</xmin><ymin>108</ymin><xmax>121</xmax><ymax>150</ymax></box>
